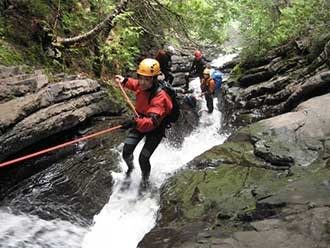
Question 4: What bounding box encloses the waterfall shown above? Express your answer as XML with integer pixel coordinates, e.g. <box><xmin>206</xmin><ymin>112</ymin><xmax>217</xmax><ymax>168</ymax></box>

<box><xmin>82</xmin><ymin>53</ymin><xmax>236</xmax><ymax>248</ymax></box>
<box><xmin>0</xmin><ymin>53</ymin><xmax>236</xmax><ymax>248</ymax></box>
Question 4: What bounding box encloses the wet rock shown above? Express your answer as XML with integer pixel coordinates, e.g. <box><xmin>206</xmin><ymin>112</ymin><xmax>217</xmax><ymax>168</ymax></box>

<box><xmin>140</xmin><ymin>92</ymin><xmax>330</xmax><ymax>247</ymax></box>
<box><xmin>0</xmin><ymin>68</ymin><xmax>122</xmax><ymax>161</ymax></box>
<box><xmin>0</xmin><ymin>119</ymin><xmax>126</xmax><ymax>225</ymax></box>
<box><xmin>222</xmin><ymin>36</ymin><xmax>330</xmax><ymax>128</ymax></box>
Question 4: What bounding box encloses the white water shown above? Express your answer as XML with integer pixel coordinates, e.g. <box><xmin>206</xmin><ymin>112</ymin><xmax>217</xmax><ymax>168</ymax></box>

<box><xmin>0</xmin><ymin>53</ymin><xmax>236</xmax><ymax>248</ymax></box>
<box><xmin>82</xmin><ymin>53</ymin><xmax>236</xmax><ymax>248</ymax></box>
<box><xmin>0</xmin><ymin>210</ymin><xmax>86</xmax><ymax>247</ymax></box>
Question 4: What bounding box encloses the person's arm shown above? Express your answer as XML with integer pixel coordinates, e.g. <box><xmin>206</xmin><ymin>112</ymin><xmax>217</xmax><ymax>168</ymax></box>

<box><xmin>200</xmin><ymin>80</ymin><xmax>207</xmax><ymax>93</ymax></box>
<box><xmin>189</xmin><ymin>59</ymin><xmax>196</xmax><ymax>73</ymax></box>
<box><xmin>135</xmin><ymin>92</ymin><xmax>172</xmax><ymax>133</ymax></box>
<box><xmin>115</xmin><ymin>75</ymin><xmax>139</xmax><ymax>91</ymax></box>
<box><xmin>209</xmin><ymin>79</ymin><xmax>216</xmax><ymax>93</ymax></box>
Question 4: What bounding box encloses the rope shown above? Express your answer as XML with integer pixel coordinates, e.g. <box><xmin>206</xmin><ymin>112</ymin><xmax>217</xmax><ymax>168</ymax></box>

<box><xmin>0</xmin><ymin>125</ymin><xmax>122</xmax><ymax>169</ymax></box>
<box><xmin>116</xmin><ymin>81</ymin><xmax>140</xmax><ymax>118</ymax></box>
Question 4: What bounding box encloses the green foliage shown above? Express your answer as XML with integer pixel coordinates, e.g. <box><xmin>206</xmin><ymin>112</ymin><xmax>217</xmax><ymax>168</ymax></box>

<box><xmin>100</xmin><ymin>12</ymin><xmax>142</xmax><ymax>73</ymax></box>
<box><xmin>274</xmin><ymin>0</ymin><xmax>330</xmax><ymax>43</ymax></box>
<box><xmin>2</xmin><ymin>0</ymin><xmax>329</xmax><ymax>74</ymax></box>
<box><xmin>163</xmin><ymin>0</ymin><xmax>235</xmax><ymax>45</ymax></box>
<box><xmin>27</xmin><ymin>0</ymin><xmax>51</xmax><ymax>17</ymax></box>
<box><xmin>236</xmin><ymin>0</ymin><xmax>330</xmax><ymax>58</ymax></box>
<box><xmin>0</xmin><ymin>40</ymin><xmax>23</xmax><ymax>65</ymax></box>
<box><xmin>237</xmin><ymin>0</ymin><xmax>280</xmax><ymax>57</ymax></box>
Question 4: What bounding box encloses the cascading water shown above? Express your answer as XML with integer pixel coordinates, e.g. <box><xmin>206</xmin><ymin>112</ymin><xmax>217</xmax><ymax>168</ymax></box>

<box><xmin>82</xmin><ymin>53</ymin><xmax>236</xmax><ymax>248</ymax></box>
<box><xmin>0</xmin><ymin>53</ymin><xmax>236</xmax><ymax>248</ymax></box>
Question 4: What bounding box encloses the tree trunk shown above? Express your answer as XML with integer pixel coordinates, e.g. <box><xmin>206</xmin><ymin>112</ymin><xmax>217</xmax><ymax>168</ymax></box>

<box><xmin>54</xmin><ymin>0</ymin><xmax>129</xmax><ymax>47</ymax></box>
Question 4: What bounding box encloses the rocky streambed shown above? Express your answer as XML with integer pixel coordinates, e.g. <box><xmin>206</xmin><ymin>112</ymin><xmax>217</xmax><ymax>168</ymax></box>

<box><xmin>139</xmin><ymin>36</ymin><xmax>330</xmax><ymax>248</ymax></box>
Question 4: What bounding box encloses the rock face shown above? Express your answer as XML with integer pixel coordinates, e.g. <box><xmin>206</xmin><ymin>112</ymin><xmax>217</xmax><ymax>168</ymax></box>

<box><xmin>139</xmin><ymin>37</ymin><xmax>330</xmax><ymax>248</ymax></box>
<box><xmin>0</xmin><ymin>66</ymin><xmax>124</xmax><ymax>224</ymax></box>
<box><xmin>140</xmin><ymin>93</ymin><xmax>330</xmax><ymax>248</ymax></box>
<box><xmin>221</xmin><ymin>37</ymin><xmax>330</xmax><ymax>130</ymax></box>
<box><xmin>0</xmin><ymin>67</ymin><xmax>122</xmax><ymax>161</ymax></box>
<box><xmin>0</xmin><ymin>64</ymin><xmax>199</xmax><ymax>225</ymax></box>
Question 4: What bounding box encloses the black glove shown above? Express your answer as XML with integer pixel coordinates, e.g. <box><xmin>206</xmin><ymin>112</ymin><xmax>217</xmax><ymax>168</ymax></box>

<box><xmin>120</xmin><ymin>119</ymin><xmax>136</xmax><ymax>130</ymax></box>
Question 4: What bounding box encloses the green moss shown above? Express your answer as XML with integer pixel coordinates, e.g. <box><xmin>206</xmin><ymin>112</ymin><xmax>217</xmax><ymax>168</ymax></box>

<box><xmin>230</xmin><ymin>63</ymin><xmax>243</xmax><ymax>80</ymax></box>
<box><xmin>163</xmin><ymin>156</ymin><xmax>295</xmax><ymax>223</ymax></box>
<box><xmin>28</xmin><ymin>0</ymin><xmax>51</xmax><ymax>17</ymax></box>
<box><xmin>104</xmin><ymin>81</ymin><xmax>124</xmax><ymax>104</ymax></box>
<box><xmin>0</xmin><ymin>39</ymin><xmax>23</xmax><ymax>65</ymax></box>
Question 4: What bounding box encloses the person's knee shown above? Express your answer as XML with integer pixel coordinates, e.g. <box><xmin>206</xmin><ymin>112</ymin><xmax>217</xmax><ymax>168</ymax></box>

<box><xmin>139</xmin><ymin>153</ymin><xmax>150</xmax><ymax>166</ymax></box>
<box><xmin>123</xmin><ymin>145</ymin><xmax>133</xmax><ymax>161</ymax></box>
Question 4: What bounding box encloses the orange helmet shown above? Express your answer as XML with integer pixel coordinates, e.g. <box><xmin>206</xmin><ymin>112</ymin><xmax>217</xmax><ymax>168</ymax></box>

<box><xmin>137</xmin><ymin>58</ymin><xmax>160</xmax><ymax>76</ymax></box>
<box><xmin>194</xmin><ymin>50</ymin><xmax>202</xmax><ymax>60</ymax></box>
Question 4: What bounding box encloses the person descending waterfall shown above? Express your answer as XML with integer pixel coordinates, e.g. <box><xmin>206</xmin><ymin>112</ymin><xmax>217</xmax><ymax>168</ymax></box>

<box><xmin>185</xmin><ymin>50</ymin><xmax>207</xmax><ymax>90</ymax></box>
<box><xmin>200</xmin><ymin>68</ymin><xmax>216</xmax><ymax>113</ymax></box>
<box><xmin>155</xmin><ymin>45</ymin><xmax>175</xmax><ymax>85</ymax></box>
<box><xmin>115</xmin><ymin>58</ymin><xmax>173</xmax><ymax>191</ymax></box>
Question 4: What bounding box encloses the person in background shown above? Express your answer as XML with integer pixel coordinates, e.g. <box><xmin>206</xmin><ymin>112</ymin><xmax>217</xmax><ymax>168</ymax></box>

<box><xmin>185</xmin><ymin>50</ymin><xmax>207</xmax><ymax>90</ymax></box>
<box><xmin>200</xmin><ymin>68</ymin><xmax>216</xmax><ymax>113</ymax></box>
<box><xmin>210</xmin><ymin>67</ymin><xmax>223</xmax><ymax>96</ymax></box>
<box><xmin>114</xmin><ymin>58</ymin><xmax>173</xmax><ymax>190</ymax></box>
<box><xmin>155</xmin><ymin>45</ymin><xmax>175</xmax><ymax>85</ymax></box>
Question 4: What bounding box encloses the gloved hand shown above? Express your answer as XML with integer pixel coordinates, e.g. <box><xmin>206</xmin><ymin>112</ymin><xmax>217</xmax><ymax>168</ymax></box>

<box><xmin>115</xmin><ymin>75</ymin><xmax>124</xmax><ymax>84</ymax></box>
<box><xmin>120</xmin><ymin>119</ymin><xmax>136</xmax><ymax>130</ymax></box>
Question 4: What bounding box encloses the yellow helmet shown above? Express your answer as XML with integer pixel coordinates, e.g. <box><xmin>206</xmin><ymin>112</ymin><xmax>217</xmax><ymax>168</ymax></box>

<box><xmin>203</xmin><ymin>68</ymin><xmax>211</xmax><ymax>75</ymax></box>
<box><xmin>137</xmin><ymin>58</ymin><xmax>160</xmax><ymax>76</ymax></box>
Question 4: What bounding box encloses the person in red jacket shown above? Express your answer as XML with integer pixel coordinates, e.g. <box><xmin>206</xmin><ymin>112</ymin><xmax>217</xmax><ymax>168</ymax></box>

<box><xmin>185</xmin><ymin>50</ymin><xmax>208</xmax><ymax>90</ymax></box>
<box><xmin>114</xmin><ymin>58</ymin><xmax>173</xmax><ymax>190</ymax></box>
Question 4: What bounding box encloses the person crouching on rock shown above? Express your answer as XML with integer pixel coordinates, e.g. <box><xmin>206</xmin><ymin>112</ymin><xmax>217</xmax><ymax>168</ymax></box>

<box><xmin>114</xmin><ymin>58</ymin><xmax>173</xmax><ymax>190</ymax></box>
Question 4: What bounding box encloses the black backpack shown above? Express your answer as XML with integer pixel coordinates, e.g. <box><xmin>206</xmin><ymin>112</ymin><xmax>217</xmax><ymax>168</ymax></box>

<box><xmin>150</xmin><ymin>80</ymin><xmax>181</xmax><ymax>128</ymax></box>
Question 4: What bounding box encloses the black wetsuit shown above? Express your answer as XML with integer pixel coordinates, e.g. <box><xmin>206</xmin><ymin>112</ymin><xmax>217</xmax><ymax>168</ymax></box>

<box><xmin>156</xmin><ymin>52</ymin><xmax>174</xmax><ymax>84</ymax></box>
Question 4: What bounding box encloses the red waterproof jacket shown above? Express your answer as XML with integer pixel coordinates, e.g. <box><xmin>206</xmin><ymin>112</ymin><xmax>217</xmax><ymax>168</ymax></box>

<box><xmin>124</xmin><ymin>77</ymin><xmax>173</xmax><ymax>133</ymax></box>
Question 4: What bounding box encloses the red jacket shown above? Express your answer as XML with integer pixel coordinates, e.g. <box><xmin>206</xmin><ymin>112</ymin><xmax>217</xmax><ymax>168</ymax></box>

<box><xmin>124</xmin><ymin>77</ymin><xmax>173</xmax><ymax>133</ymax></box>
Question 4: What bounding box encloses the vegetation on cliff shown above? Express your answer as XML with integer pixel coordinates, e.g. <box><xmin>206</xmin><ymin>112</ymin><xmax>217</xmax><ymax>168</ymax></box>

<box><xmin>0</xmin><ymin>0</ymin><xmax>329</xmax><ymax>74</ymax></box>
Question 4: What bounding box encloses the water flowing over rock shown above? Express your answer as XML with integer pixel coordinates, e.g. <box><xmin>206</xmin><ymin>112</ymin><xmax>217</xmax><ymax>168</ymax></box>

<box><xmin>139</xmin><ymin>37</ymin><xmax>330</xmax><ymax>248</ymax></box>
<box><xmin>0</xmin><ymin>66</ymin><xmax>125</xmax><ymax>224</ymax></box>
<box><xmin>0</xmin><ymin>62</ymin><xmax>199</xmax><ymax>229</ymax></box>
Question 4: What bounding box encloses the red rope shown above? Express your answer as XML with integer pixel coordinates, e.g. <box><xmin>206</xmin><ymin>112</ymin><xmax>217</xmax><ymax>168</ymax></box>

<box><xmin>0</xmin><ymin>125</ymin><xmax>123</xmax><ymax>168</ymax></box>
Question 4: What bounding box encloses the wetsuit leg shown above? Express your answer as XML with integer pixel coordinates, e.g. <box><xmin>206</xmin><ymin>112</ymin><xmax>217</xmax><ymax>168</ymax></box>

<box><xmin>205</xmin><ymin>93</ymin><xmax>214</xmax><ymax>113</ymax></box>
<box><xmin>138</xmin><ymin>130</ymin><xmax>164</xmax><ymax>181</ymax></box>
<box><xmin>122</xmin><ymin>129</ymin><xmax>144</xmax><ymax>177</ymax></box>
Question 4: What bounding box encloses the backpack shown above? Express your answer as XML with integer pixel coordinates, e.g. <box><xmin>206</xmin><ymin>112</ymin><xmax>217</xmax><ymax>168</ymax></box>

<box><xmin>211</xmin><ymin>69</ymin><xmax>223</xmax><ymax>93</ymax></box>
<box><xmin>150</xmin><ymin>80</ymin><xmax>181</xmax><ymax>128</ymax></box>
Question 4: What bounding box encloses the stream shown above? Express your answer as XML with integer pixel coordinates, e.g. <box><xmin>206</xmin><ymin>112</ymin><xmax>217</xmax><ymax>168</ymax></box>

<box><xmin>0</xmin><ymin>53</ymin><xmax>236</xmax><ymax>248</ymax></box>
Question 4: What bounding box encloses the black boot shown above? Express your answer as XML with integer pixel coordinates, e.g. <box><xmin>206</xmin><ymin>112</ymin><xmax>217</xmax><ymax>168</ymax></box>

<box><xmin>121</xmin><ymin>158</ymin><xmax>134</xmax><ymax>191</ymax></box>
<box><xmin>139</xmin><ymin>174</ymin><xmax>150</xmax><ymax>194</ymax></box>
<box><xmin>124</xmin><ymin>154</ymin><xmax>134</xmax><ymax>179</ymax></box>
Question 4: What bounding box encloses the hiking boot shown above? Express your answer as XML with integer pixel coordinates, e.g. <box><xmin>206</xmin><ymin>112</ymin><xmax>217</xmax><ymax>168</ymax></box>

<box><xmin>139</xmin><ymin>178</ymin><xmax>150</xmax><ymax>194</ymax></box>
<box><xmin>125</xmin><ymin>167</ymin><xmax>134</xmax><ymax>179</ymax></box>
<box><xmin>120</xmin><ymin>176</ymin><xmax>132</xmax><ymax>192</ymax></box>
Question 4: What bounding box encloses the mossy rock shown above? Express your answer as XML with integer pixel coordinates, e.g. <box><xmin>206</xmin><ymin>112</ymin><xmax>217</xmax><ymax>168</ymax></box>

<box><xmin>0</xmin><ymin>40</ymin><xmax>23</xmax><ymax>65</ymax></box>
